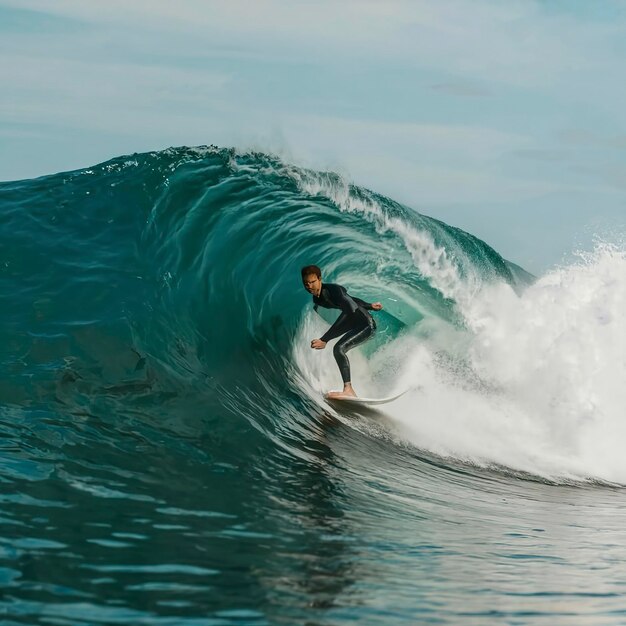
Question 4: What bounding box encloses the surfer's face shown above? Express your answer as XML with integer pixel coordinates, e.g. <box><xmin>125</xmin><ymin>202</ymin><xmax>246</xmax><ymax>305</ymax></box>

<box><xmin>303</xmin><ymin>274</ymin><xmax>322</xmax><ymax>297</ymax></box>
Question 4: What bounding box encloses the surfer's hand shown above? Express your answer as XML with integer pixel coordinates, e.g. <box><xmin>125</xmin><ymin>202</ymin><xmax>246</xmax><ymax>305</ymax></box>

<box><xmin>311</xmin><ymin>339</ymin><xmax>326</xmax><ymax>350</ymax></box>
<box><xmin>371</xmin><ymin>302</ymin><xmax>383</xmax><ymax>310</ymax></box>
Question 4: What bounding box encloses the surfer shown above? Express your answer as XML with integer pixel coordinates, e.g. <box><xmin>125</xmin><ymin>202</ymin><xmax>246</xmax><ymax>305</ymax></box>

<box><xmin>302</xmin><ymin>265</ymin><xmax>383</xmax><ymax>398</ymax></box>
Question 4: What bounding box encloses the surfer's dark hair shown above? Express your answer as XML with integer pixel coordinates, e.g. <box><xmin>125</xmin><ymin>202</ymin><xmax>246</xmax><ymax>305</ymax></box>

<box><xmin>301</xmin><ymin>265</ymin><xmax>321</xmax><ymax>279</ymax></box>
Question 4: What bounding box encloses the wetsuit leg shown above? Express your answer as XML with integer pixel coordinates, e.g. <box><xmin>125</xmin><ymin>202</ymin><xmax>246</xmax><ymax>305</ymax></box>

<box><xmin>333</xmin><ymin>323</ymin><xmax>374</xmax><ymax>383</ymax></box>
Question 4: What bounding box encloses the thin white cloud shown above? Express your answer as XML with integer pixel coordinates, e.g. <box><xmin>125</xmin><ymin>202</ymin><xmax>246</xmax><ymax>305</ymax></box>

<box><xmin>2</xmin><ymin>0</ymin><xmax>623</xmax><ymax>88</ymax></box>
<box><xmin>430</xmin><ymin>82</ymin><xmax>490</xmax><ymax>98</ymax></box>
<box><xmin>289</xmin><ymin>113</ymin><xmax>532</xmax><ymax>161</ymax></box>
<box><xmin>0</xmin><ymin>53</ymin><xmax>232</xmax><ymax>131</ymax></box>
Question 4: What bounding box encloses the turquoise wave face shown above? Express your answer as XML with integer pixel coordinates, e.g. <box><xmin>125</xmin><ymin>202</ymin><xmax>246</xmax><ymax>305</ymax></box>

<box><xmin>14</xmin><ymin>147</ymin><xmax>616</xmax><ymax>624</ymax></box>
<box><xmin>0</xmin><ymin>147</ymin><xmax>529</xmax><ymax>438</ymax></box>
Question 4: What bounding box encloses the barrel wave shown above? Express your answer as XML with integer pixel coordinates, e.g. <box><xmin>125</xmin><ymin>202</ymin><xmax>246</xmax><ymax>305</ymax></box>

<box><xmin>1</xmin><ymin>146</ymin><xmax>626</xmax><ymax>624</ymax></box>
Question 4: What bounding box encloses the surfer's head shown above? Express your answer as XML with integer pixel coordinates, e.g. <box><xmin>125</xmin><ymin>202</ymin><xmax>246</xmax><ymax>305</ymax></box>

<box><xmin>301</xmin><ymin>265</ymin><xmax>322</xmax><ymax>297</ymax></box>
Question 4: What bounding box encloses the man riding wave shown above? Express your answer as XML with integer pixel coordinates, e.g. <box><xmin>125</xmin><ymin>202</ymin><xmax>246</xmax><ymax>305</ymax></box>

<box><xmin>302</xmin><ymin>265</ymin><xmax>383</xmax><ymax>398</ymax></box>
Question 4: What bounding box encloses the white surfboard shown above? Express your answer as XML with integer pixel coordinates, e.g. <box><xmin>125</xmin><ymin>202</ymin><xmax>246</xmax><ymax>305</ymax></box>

<box><xmin>324</xmin><ymin>389</ymin><xmax>408</xmax><ymax>406</ymax></box>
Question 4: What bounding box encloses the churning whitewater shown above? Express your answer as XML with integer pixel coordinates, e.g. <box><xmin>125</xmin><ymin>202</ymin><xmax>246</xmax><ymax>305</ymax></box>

<box><xmin>291</xmin><ymin>162</ymin><xmax>626</xmax><ymax>483</ymax></box>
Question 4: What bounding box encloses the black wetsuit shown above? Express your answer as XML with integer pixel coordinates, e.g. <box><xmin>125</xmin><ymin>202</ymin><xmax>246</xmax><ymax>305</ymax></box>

<box><xmin>313</xmin><ymin>283</ymin><xmax>376</xmax><ymax>384</ymax></box>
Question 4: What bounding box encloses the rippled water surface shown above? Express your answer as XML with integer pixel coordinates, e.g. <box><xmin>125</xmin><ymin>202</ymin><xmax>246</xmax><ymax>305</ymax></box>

<box><xmin>1</xmin><ymin>148</ymin><xmax>625</xmax><ymax>624</ymax></box>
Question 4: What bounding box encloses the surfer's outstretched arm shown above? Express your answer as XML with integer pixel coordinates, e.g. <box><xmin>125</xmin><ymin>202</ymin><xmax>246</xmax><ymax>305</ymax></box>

<box><xmin>310</xmin><ymin>311</ymin><xmax>350</xmax><ymax>349</ymax></box>
<box><xmin>354</xmin><ymin>296</ymin><xmax>383</xmax><ymax>311</ymax></box>
<box><xmin>332</xmin><ymin>286</ymin><xmax>383</xmax><ymax>317</ymax></box>
<box><xmin>320</xmin><ymin>312</ymin><xmax>350</xmax><ymax>343</ymax></box>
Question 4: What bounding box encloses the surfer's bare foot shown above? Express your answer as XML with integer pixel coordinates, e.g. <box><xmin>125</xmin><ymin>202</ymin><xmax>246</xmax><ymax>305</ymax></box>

<box><xmin>326</xmin><ymin>384</ymin><xmax>357</xmax><ymax>399</ymax></box>
<box><xmin>341</xmin><ymin>384</ymin><xmax>357</xmax><ymax>398</ymax></box>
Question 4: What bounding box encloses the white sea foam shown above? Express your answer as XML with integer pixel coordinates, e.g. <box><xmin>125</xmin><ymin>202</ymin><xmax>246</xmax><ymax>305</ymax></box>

<box><xmin>289</xmin><ymin>168</ymin><xmax>626</xmax><ymax>481</ymax></box>
<box><xmin>393</xmin><ymin>245</ymin><xmax>626</xmax><ymax>482</ymax></box>
<box><xmin>295</xmin><ymin>234</ymin><xmax>626</xmax><ymax>482</ymax></box>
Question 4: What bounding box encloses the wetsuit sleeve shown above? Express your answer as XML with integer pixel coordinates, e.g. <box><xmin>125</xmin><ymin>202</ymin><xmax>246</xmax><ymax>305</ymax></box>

<box><xmin>353</xmin><ymin>296</ymin><xmax>374</xmax><ymax>310</ymax></box>
<box><xmin>320</xmin><ymin>312</ymin><xmax>349</xmax><ymax>343</ymax></box>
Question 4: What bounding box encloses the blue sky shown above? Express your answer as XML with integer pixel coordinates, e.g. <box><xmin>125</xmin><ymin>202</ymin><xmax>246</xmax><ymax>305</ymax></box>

<box><xmin>1</xmin><ymin>0</ymin><xmax>625</xmax><ymax>272</ymax></box>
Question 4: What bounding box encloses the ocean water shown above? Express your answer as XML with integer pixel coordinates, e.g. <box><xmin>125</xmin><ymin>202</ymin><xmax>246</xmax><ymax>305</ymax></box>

<box><xmin>1</xmin><ymin>146</ymin><xmax>625</xmax><ymax>625</ymax></box>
